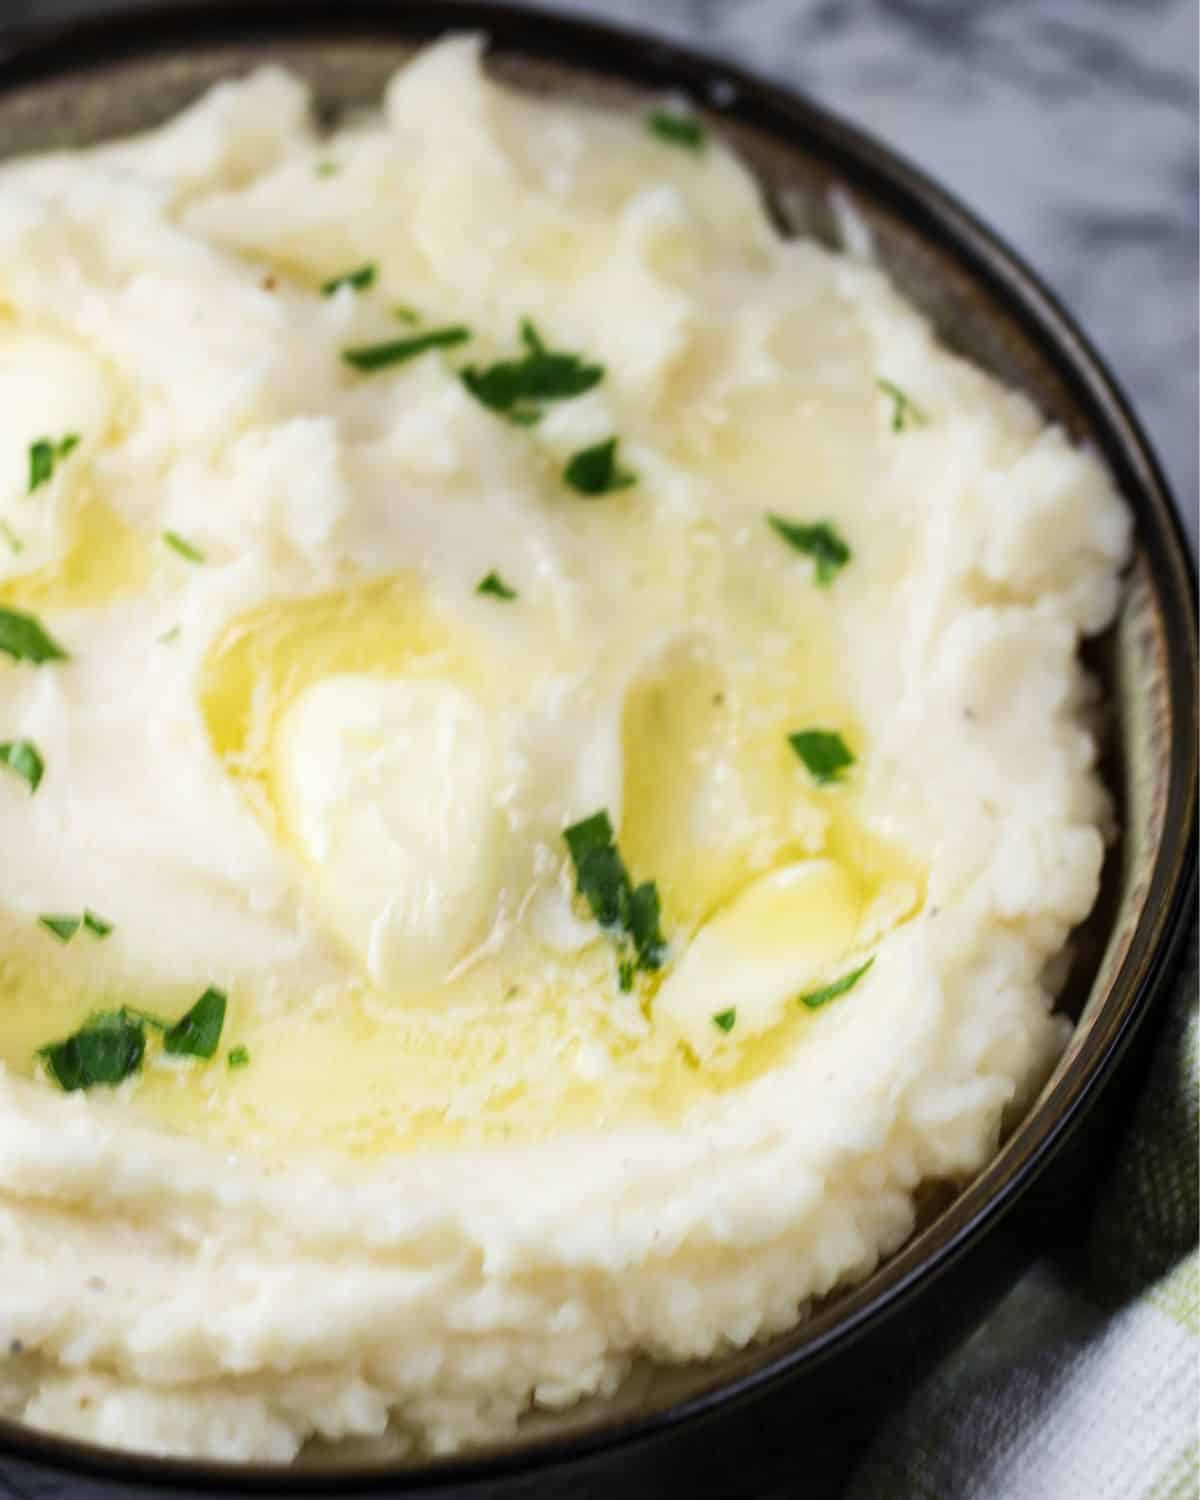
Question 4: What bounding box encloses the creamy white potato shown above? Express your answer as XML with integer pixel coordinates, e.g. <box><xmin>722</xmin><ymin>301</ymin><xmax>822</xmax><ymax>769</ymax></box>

<box><xmin>0</xmin><ymin>38</ymin><xmax>1130</xmax><ymax>1462</ymax></box>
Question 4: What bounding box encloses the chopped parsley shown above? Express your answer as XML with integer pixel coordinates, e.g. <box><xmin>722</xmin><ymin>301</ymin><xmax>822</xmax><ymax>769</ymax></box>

<box><xmin>647</xmin><ymin>109</ymin><xmax>706</xmax><ymax>150</ymax></box>
<box><xmin>315</xmin><ymin>160</ymin><xmax>338</xmax><ymax>177</ymax></box>
<box><xmin>392</xmin><ymin>304</ymin><xmax>420</xmax><ymax>325</ymax></box>
<box><xmin>41</xmin><ymin>910</ymin><xmax>112</xmax><ymax>942</ymax></box>
<box><xmin>626</xmin><ymin>880</ymin><xmax>665</xmax><ymax>969</ymax></box>
<box><xmin>163</xmin><ymin>530</ymin><xmax>205</xmax><ymax>564</ymax></box>
<box><xmin>712</xmin><ymin>1007</ymin><xmax>737</xmax><ymax>1033</ymax></box>
<box><xmin>321</xmin><ymin>263</ymin><xmax>376</xmax><ymax>296</ymax></box>
<box><xmin>227</xmin><ymin>1044</ymin><xmax>250</xmax><ymax>1069</ymax></box>
<box><xmin>618</xmin><ymin>959</ymin><xmax>635</xmax><ymax>993</ymax></box>
<box><xmin>158</xmin><ymin>625</ymin><xmax>182</xmax><ymax>644</ymax></box>
<box><xmin>28</xmin><ymin>434</ymin><xmax>80</xmax><ymax>494</ymax></box>
<box><xmin>476</xmin><ymin>570</ymin><xmax>518</xmax><ymax>600</ymax></box>
<box><xmin>0</xmin><ymin>740</ymin><xmax>44</xmax><ymax>792</ymax></box>
<box><xmin>39</xmin><ymin>915</ymin><xmax>80</xmax><ymax>943</ymax></box>
<box><xmin>788</xmin><ymin>729</ymin><xmax>855</xmax><ymax>785</ymax></box>
<box><xmin>767</xmin><ymin>514</ymin><xmax>851</xmax><ymax>585</ymax></box>
<box><xmin>564</xmin><ymin>437</ymin><xmax>637</xmax><ymax>496</ymax></box>
<box><xmin>563</xmin><ymin>810</ymin><xmax>666</xmax><ymax>976</ymax></box>
<box><xmin>461</xmin><ymin>320</ymin><xmax>604</xmax><ymax>425</ymax></box>
<box><xmin>877</xmin><ymin>378</ymin><xmax>927</xmax><ymax>432</ymax></box>
<box><xmin>0</xmin><ymin>521</ymin><xmax>23</xmax><ymax>555</ymax></box>
<box><xmin>163</xmin><ymin>986</ymin><xmax>227</xmax><ymax>1059</ymax></box>
<box><xmin>0</xmin><ymin>606</ymin><xmax>68</xmax><ymax>664</ymax></box>
<box><xmin>39</xmin><ymin>1009</ymin><xmax>146</xmax><ymax>1091</ymax></box>
<box><xmin>38</xmin><ymin>986</ymin><xmax>229</xmax><ymax>1091</ymax></box>
<box><xmin>798</xmin><ymin>956</ymin><xmax>875</xmax><ymax>1010</ymax></box>
<box><xmin>343</xmin><ymin>325</ymin><xmax>471</xmax><ymax>373</ymax></box>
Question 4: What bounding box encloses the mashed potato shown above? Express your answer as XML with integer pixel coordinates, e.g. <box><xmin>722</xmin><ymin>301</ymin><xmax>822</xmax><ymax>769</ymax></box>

<box><xmin>0</xmin><ymin>37</ymin><xmax>1130</xmax><ymax>1461</ymax></box>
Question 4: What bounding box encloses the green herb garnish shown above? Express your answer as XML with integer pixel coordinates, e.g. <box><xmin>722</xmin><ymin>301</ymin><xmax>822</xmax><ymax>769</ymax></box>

<box><xmin>343</xmin><ymin>325</ymin><xmax>471</xmax><ymax>373</ymax></box>
<box><xmin>163</xmin><ymin>986</ymin><xmax>227</xmax><ymax>1059</ymax></box>
<box><xmin>163</xmin><ymin>531</ymin><xmax>205</xmax><ymax>564</ymax></box>
<box><xmin>788</xmin><ymin>730</ymin><xmax>855</xmax><ymax>785</ymax></box>
<box><xmin>0</xmin><ymin>740</ymin><xmax>44</xmax><ymax>792</ymax></box>
<box><xmin>315</xmin><ymin>160</ymin><xmax>338</xmax><ymax>177</ymax></box>
<box><xmin>321</xmin><ymin>263</ymin><xmax>376</xmax><ymax>296</ymax></box>
<box><xmin>392</xmin><ymin>304</ymin><xmax>420</xmax><ymax>325</ymax></box>
<box><xmin>712</xmin><ymin>1007</ymin><xmax>737</xmax><ymax>1033</ymax></box>
<box><xmin>798</xmin><ymin>957</ymin><xmax>874</xmax><ymax>1010</ymax></box>
<box><xmin>38</xmin><ymin>987</ymin><xmax>229</xmax><ymax>1092</ymax></box>
<box><xmin>158</xmin><ymin>625</ymin><xmax>182</xmax><ymax>644</ymax></box>
<box><xmin>28</xmin><ymin>434</ymin><xmax>80</xmax><ymax>494</ymax></box>
<box><xmin>0</xmin><ymin>521</ymin><xmax>24</xmax><ymax>555</ymax></box>
<box><xmin>877</xmin><ymin>378</ymin><xmax>927</xmax><ymax>432</ymax></box>
<box><xmin>618</xmin><ymin>959</ymin><xmax>635</xmax><ymax>993</ymax></box>
<box><xmin>39</xmin><ymin>1009</ymin><xmax>146</xmax><ymax>1091</ymax></box>
<box><xmin>563</xmin><ymin>810</ymin><xmax>666</xmax><ymax>974</ymax></box>
<box><xmin>647</xmin><ymin>109</ymin><xmax>706</xmax><ymax>150</ymax></box>
<box><xmin>227</xmin><ymin>1044</ymin><xmax>250</xmax><ymax>1068</ymax></box>
<box><xmin>37</xmin><ymin>908</ymin><xmax>112</xmax><ymax>945</ymax></box>
<box><xmin>564</xmin><ymin>437</ymin><xmax>637</xmax><ymax>496</ymax></box>
<box><xmin>0</xmin><ymin>606</ymin><xmax>68</xmax><ymax>664</ymax></box>
<box><xmin>476</xmin><ymin>570</ymin><xmax>518</xmax><ymax>600</ymax></box>
<box><xmin>626</xmin><ymin>880</ymin><xmax>666</xmax><ymax>970</ymax></box>
<box><xmin>39</xmin><ymin>914</ymin><xmax>80</xmax><ymax>943</ymax></box>
<box><xmin>767</xmin><ymin>514</ymin><xmax>851</xmax><ymax>585</ymax></box>
<box><xmin>461</xmin><ymin>320</ymin><xmax>604</xmax><ymax>424</ymax></box>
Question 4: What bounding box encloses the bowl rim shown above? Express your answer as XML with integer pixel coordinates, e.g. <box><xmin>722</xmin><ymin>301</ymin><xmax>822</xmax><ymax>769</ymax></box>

<box><xmin>0</xmin><ymin>0</ymin><xmax>1195</xmax><ymax>1491</ymax></box>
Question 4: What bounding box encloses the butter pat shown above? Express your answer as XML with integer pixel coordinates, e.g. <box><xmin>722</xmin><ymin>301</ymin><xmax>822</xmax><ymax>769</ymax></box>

<box><xmin>655</xmin><ymin>859</ymin><xmax>863</xmax><ymax>1057</ymax></box>
<box><xmin>274</xmin><ymin>674</ymin><xmax>500</xmax><ymax>987</ymax></box>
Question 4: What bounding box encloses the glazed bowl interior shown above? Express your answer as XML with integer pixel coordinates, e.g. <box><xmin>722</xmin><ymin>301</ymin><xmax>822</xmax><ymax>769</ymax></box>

<box><xmin>0</xmin><ymin>3</ymin><xmax>1194</xmax><ymax>1487</ymax></box>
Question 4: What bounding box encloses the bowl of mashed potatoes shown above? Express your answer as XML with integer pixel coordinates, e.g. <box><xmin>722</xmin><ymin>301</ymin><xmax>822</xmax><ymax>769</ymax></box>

<box><xmin>0</xmin><ymin>5</ymin><xmax>1194</xmax><ymax>1497</ymax></box>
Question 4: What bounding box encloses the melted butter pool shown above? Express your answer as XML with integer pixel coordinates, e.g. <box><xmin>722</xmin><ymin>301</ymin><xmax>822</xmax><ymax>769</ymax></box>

<box><xmin>1</xmin><ymin>504</ymin><xmax>924</xmax><ymax>1159</ymax></box>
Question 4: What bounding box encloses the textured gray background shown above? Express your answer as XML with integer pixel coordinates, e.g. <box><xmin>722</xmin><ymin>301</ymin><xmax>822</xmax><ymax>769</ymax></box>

<box><xmin>0</xmin><ymin>2</ymin><xmax>1195</xmax><ymax>1497</ymax></box>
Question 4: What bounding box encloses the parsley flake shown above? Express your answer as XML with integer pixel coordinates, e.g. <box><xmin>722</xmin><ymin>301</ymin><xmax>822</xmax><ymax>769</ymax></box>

<box><xmin>712</xmin><ymin>1007</ymin><xmax>737</xmax><ymax>1033</ymax></box>
<box><xmin>321</xmin><ymin>263</ymin><xmax>376</xmax><ymax>296</ymax></box>
<box><xmin>343</xmin><ymin>326</ymin><xmax>471</xmax><ymax>373</ymax></box>
<box><xmin>163</xmin><ymin>986</ymin><xmax>227</xmax><ymax>1060</ymax></box>
<box><xmin>163</xmin><ymin>531</ymin><xmax>205</xmax><ymax>564</ymax></box>
<box><xmin>0</xmin><ymin>521</ymin><xmax>24</xmax><ymax>555</ymax></box>
<box><xmin>315</xmin><ymin>160</ymin><xmax>338</xmax><ymax>177</ymax></box>
<box><xmin>476</xmin><ymin>570</ymin><xmax>518</xmax><ymax>600</ymax></box>
<box><xmin>227</xmin><ymin>1044</ymin><xmax>250</xmax><ymax>1069</ymax></box>
<box><xmin>563</xmin><ymin>810</ymin><xmax>666</xmax><ymax>974</ymax></box>
<box><xmin>647</xmin><ymin>109</ymin><xmax>706</xmax><ymax>150</ymax></box>
<box><xmin>564</xmin><ymin>437</ymin><xmax>637</xmax><ymax>496</ymax></box>
<box><xmin>877</xmin><ymin>378</ymin><xmax>927</xmax><ymax>432</ymax></box>
<box><xmin>0</xmin><ymin>740</ymin><xmax>45</xmax><ymax>792</ymax></box>
<box><xmin>0</xmin><ymin>606</ymin><xmax>68</xmax><ymax>664</ymax></box>
<box><xmin>798</xmin><ymin>957</ymin><xmax>875</xmax><ymax>1010</ymax></box>
<box><xmin>39</xmin><ymin>909</ymin><xmax>112</xmax><ymax>943</ymax></box>
<box><xmin>788</xmin><ymin>730</ymin><xmax>855</xmax><ymax>785</ymax></box>
<box><xmin>767</xmin><ymin>514</ymin><xmax>851</xmax><ymax>585</ymax></box>
<box><xmin>39</xmin><ymin>914</ymin><xmax>80</xmax><ymax>943</ymax></box>
<box><xmin>28</xmin><ymin>434</ymin><xmax>80</xmax><ymax>494</ymax></box>
<box><xmin>40</xmin><ymin>1009</ymin><xmax>147</xmax><ymax>1091</ymax></box>
<box><xmin>461</xmin><ymin>320</ymin><xmax>604</xmax><ymax>424</ymax></box>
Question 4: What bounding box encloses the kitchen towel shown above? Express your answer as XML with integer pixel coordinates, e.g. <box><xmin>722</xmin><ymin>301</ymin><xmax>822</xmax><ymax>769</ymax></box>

<box><xmin>849</xmin><ymin>926</ymin><xmax>1199</xmax><ymax>1500</ymax></box>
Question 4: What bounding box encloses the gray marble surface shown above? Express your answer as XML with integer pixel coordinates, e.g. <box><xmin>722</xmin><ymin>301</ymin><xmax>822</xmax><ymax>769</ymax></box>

<box><xmin>4</xmin><ymin>0</ymin><xmax>1196</xmax><ymax>536</ymax></box>
<box><xmin>0</xmin><ymin>2</ymin><xmax>1194</xmax><ymax>1497</ymax></box>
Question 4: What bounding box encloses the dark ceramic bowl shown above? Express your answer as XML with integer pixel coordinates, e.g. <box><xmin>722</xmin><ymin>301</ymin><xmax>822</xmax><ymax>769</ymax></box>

<box><xmin>0</xmin><ymin>4</ymin><xmax>1195</xmax><ymax>1498</ymax></box>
